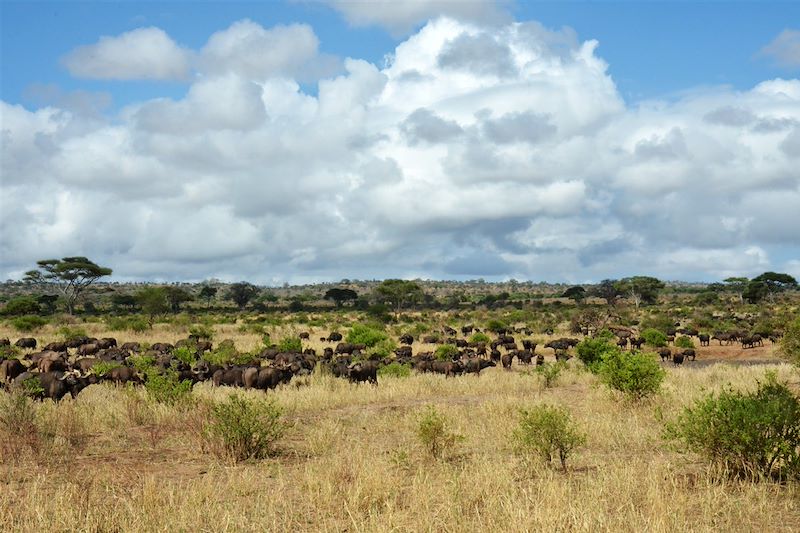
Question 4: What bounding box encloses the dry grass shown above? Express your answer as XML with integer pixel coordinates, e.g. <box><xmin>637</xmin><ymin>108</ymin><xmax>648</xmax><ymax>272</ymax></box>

<box><xmin>2</xmin><ymin>357</ymin><xmax>800</xmax><ymax>532</ymax></box>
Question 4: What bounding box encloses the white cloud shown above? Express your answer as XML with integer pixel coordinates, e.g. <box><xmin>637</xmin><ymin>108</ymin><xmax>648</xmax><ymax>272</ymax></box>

<box><xmin>62</xmin><ymin>27</ymin><xmax>191</xmax><ymax>80</ymax></box>
<box><xmin>324</xmin><ymin>0</ymin><xmax>510</xmax><ymax>35</ymax></box>
<box><xmin>4</xmin><ymin>17</ymin><xmax>800</xmax><ymax>283</ymax></box>
<box><xmin>760</xmin><ymin>29</ymin><xmax>800</xmax><ymax>68</ymax></box>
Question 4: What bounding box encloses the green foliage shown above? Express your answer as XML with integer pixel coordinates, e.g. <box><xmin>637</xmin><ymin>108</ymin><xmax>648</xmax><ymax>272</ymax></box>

<box><xmin>91</xmin><ymin>361</ymin><xmax>122</xmax><ymax>377</ymax></box>
<box><xmin>674</xmin><ymin>336</ymin><xmax>695</xmax><ymax>349</ymax></box>
<box><xmin>513</xmin><ymin>404</ymin><xmax>586</xmax><ymax>472</ymax></box>
<box><xmin>346</xmin><ymin>323</ymin><xmax>389</xmax><ymax>348</ymax></box>
<box><xmin>172</xmin><ymin>347</ymin><xmax>197</xmax><ymax>366</ymax></box>
<box><xmin>469</xmin><ymin>332</ymin><xmax>491</xmax><ymax>344</ymax></box>
<box><xmin>10</xmin><ymin>315</ymin><xmax>47</xmax><ymax>332</ymax></box>
<box><xmin>204</xmin><ymin>339</ymin><xmax>242</xmax><ymax>366</ymax></box>
<box><xmin>144</xmin><ymin>369</ymin><xmax>193</xmax><ymax>405</ymax></box>
<box><xmin>378</xmin><ymin>362</ymin><xmax>412</xmax><ymax>378</ymax></box>
<box><xmin>189</xmin><ymin>323</ymin><xmax>215</xmax><ymax>340</ymax></box>
<box><xmin>434</xmin><ymin>344</ymin><xmax>459</xmax><ymax>361</ymax></box>
<box><xmin>20</xmin><ymin>375</ymin><xmax>45</xmax><ymax>397</ymax></box>
<box><xmin>416</xmin><ymin>406</ymin><xmax>463</xmax><ymax>459</ymax></box>
<box><xmin>664</xmin><ymin>372</ymin><xmax>800</xmax><ymax>480</ymax></box>
<box><xmin>485</xmin><ymin>318</ymin><xmax>509</xmax><ymax>333</ymax></box>
<box><xmin>780</xmin><ymin>316</ymin><xmax>800</xmax><ymax>366</ymax></box>
<box><xmin>0</xmin><ymin>391</ymin><xmax>39</xmax><ymax>444</ymax></box>
<box><xmin>57</xmin><ymin>325</ymin><xmax>88</xmax><ymax>341</ymax></box>
<box><xmin>373</xmin><ymin>279</ymin><xmax>424</xmax><ymax>313</ymax></box>
<box><xmin>2</xmin><ymin>296</ymin><xmax>41</xmax><ymax>316</ymax></box>
<box><xmin>535</xmin><ymin>362</ymin><xmax>567</xmax><ymax>388</ymax></box>
<box><xmin>614</xmin><ymin>276</ymin><xmax>665</xmax><ymax>306</ymax></box>
<box><xmin>368</xmin><ymin>338</ymin><xmax>397</xmax><ymax>359</ymax></box>
<box><xmin>136</xmin><ymin>287</ymin><xmax>169</xmax><ymax>324</ymax></box>
<box><xmin>226</xmin><ymin>282</ymin><xmax>260</xmax><ymax>310</ymax></box>
<box><xmin>575</xmin><ymin>337</ymin><xmax>616</xmax><ymax>371</ymax></box>
<box><xmin>24</xmin><ymin>256</ymin><xmax>112</xmax><ymax>315</ymax></box>
<box><xmin>204</xmin><ymin>395</ymin><xmax>286</xmax><ymax>462</ymax></box>
<box><xmin>277</xmin><ymin>336</ymin><xmax>302</xmax><ymax>353</ymax></box>
<box><xmin>598</xmin><ymin>350</ymin><xmax>665</xmax><ymax>400</ymax></box>
<box><xmin>641</xmin><ymin>328</ymin><xmax>668</xmax><ymax>348</ymax></box>
<box><xmin>128</xmin><ymin>354</ymin><xmax>156</xmax><ymax>374</ymax></box>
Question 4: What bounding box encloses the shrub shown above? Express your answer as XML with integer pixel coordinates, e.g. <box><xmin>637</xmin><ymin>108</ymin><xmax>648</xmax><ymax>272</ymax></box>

<box><xmin>597</xmin><ymin>349</ymin><xmax>665</xmax><ymax>400</ymax></box>
<box><xmin>204</xmin><ymin>395</ymin><xmax>286</xmax><ymax>462</ymax></box>
<box><xmin>277</xmin><ymin>336</ymin><xmax>302</xmax><ymax>353</ymax></box>
<box><xmin>129</xmin><ymin>354</ymin><xmax>156</xmax><ymax>373</ymax></box>
<box><xmin>2</xmin><ymin>296</ymin><xmax>41</xmax><ymax>316</ymax></box>
<box><xmin>513</xmin><ymin>404</ymin><xmax>586</xmax><ymax>472</ymax></box>
<box><xmin>434</xmin><ymin>344</ymin><xmax>459</xmax><ymax>361</ymax></box>
<box><xmin>486</xmin><ymin>318</ymin><xmax>509</xmax><ymax>334</ymax></box>
<box><xmin>189</xmin><ymin>324</ymin><xmax>215</xmax><ymax>340</ymax></box>
<box><xmin>674</xmin><ymin>336</ymin><xmax>695</xmax><ymax>349</ymax></box>
<box><xmin>0</xmin><ymin>391</ymin><xmax>41</xmax><ymax>456</ymax></box>
<box><xmin>469</xmin><ymin>332</ymin><xmax>491</xmax><ymax>344</ymax></box>
<box><xmin>57</xmin><ymin>325</ymin><xmax>88</xmax><ymax>341</ymax></box>
<box><xmin>11</xmin><ymin>315</ymin><xmax>47</xmax><ymax>332</ymax></box>
<box><xmin>204</xmin><ymin>339</ymin><xmax>240</xmax><ymax>365</ymax></box>
<box><xmin>91</xmin><ymin>361</ymin><xmax>122</xmax><ymax>377</ymax></box>
<box><xmin>368</xmin><ymin>338</ymin><xmax>398</xmax><ymax>360</ymax></box>
<box><xmin>172</xmin><ymin>346</ymin><xmax>197</xmax><ymax>366</ymax></box>
<box><xmin>780</xmin><ymin>316</ymin><xmax>800</xmax><ymax>366</ymax></box>
<box><xmin>347</xmin><ymin>323</ymin><xmax>389</xmax><ymax>348</ymax></box>
<box><xmin>641</xmin><ymin>328</ymin><xmax>668</xmax><ymax>348</ymax></box>
<box><xmin>664</xmin><ymin>372</ymin><xmax>800</xmax><ymax>480</ymax></box>
<box><xmin>378</xmin><ymin>362</ymin><xmax>411</xmax><ymax>378</ymax></box>
<box><xmin>535</xmin><ymin>362</ymin><xmax>567</xmax><ymax>388</ymax></box>
<box><xmin>416</xmin><ymin>406</ymin><xmax>463</xmax><ymax>460</ymax></box>
<box><xmin>575</xmin><ymin>337</ymin><xmax>616</xmax><ymax>371</ymax></box>
<box><xmin>144</xmin><ymin>370</ymin><xmax>193</xmax><ymax>405</ymax></box>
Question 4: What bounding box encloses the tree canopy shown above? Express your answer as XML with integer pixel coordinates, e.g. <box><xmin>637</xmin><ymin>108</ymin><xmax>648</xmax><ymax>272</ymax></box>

<box><xmin>562</xmin><ymin>286</ymin><xmax>586</xmax><ymax>303</ymax></box>
<box><xmin>24</xmin><ymin>256</ymin><xmax>112</xmax><ymax>314</ymax></box>
<box><xmin>373</xmin><ymin>279</ymin><xmax>424</xmax><ymax>315</ymax></box>
<box><xmin>614</xmin><ymin>276</ymin><xmax>664</xmax><ymax>307</ymax></box>
<box><xmin>592</xmin><ymin>279</ymin><xmax>621</xmax><ymax>306</ymax></box>
<box><xmin>226</xmin><ymin>282</ymin><xmax>260</xmax><ymax>309</ymax></box>
<box><xmin>324</xmin><ymin>288</ymin><xmax>358</xmax><ymax>307</ymax></box>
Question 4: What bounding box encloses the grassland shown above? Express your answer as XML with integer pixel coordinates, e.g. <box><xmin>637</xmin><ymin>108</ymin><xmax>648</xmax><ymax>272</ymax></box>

<box><xmin>1</xmin><ymin>318</ymin><xmax>799</xmax><ymax>532</ymax></box>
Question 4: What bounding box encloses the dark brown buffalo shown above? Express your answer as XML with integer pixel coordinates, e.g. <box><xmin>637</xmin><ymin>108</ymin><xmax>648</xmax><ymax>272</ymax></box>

<box><xmin>431</xmin><ymin>360</ymin><xmax>462</xmax><ymax>378</ymax></box>
<box><xmin>15</xmin><ymin>337</ymin><xmax>37</xmax><ymax>349</ymax></box>
<box><xmin>77</xmin><ymin>343</ymin><xmax>100</xmax><ymax>356</ymax></box>
<box><xmin>658</xmin><ymin>347</ymin><xmax>672</xmax><ymax>362</ymax></box>
<box><xmin>463</xmin><ymin>358</ymin><xmax>495</xmax><ymax>374</ymax></box>
<box><xmin>1</xmin><ymin>358</ymin><xmax>26</xmax><ymax>382</ymax></box>
<box><xmin>43</xmin><ymin>341</ymin><xmax>68</xmax><ymax>352</ymax></box>
<box><xmin>348</xmin><ymin>361</ymin><xmax>379</xmax><ymax>385</ymax></box>
<box><xmin>399</xmin><ymin>334</ymin><xmax>414</xmax><ymax>345</ymax></box>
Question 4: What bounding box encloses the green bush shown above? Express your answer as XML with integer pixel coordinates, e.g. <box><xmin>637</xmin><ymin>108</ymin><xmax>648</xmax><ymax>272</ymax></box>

<box><xmin>204</xmin><ymin>339</ymin><xmax>241</xmax><ymax>365</ymax></box>
<box><xmin>513</xmin><ymin>404</ymin><xmax>586</xmax><ymax>472</ymax></box>
<box><xmin>204</xmin><ymin>395</ymin><xmax>286</xmax><ymax>462</ymax></box>
<box><xmin>641</xmin><ymin>328</ymin><xmax>668</xmax><ymax>348</ymax></box>
<box><xmin>129</xmin><ymin>354</ymin><xmax>156</xmax><ymax>373</ymax></box>
<box><xmin>378</xmin><ymin>362</ymin><xmax>411</xmax><ymax>378</ymax></box>
<box><xmin>10</xmin><ymin>315</ymin><xmax>47</xmax><ymax>332</ymax></box>
<box><xmin>674</xmin><ymin>336</ymin><xmax>695</xmax><ymax>349</ymax></box>
<box><xmin>416</xmin><ymin>406</ymin><xmax>463</xmax><ymax>460</ymax></box>
<box><xmin>486</xmin><ymin>318</ymin><xmax>509</xmax><ymax>334</ymax></box>
<box><xmin>367</xmin><ymin>338</ymin><xmax>397</xmax><ymax>360</ymax></box>
<box><xmin>347</xmin><ymin>323</ymin><xmax>389</xmax><ymax>348</ymax></box>
<box><xmin>277</xmin><ymin>336</ymin><xmax>302</xmax><ymax>353</ymax></box>
<box><xmin>664</xmin><ymin>372</ymin><xmax>800</xmax><ymax>480</ymax></box>
<box><xmin>780</xmin><ymin>316</ymin><xmax>800</xmax><ymax>366</ymax></box>
<box><xmin>597</xmin><ymin>349</ymin><xmax>665</xmax><ymax>400</ymax></box>
<box><xmin>469</xmin><ymin>332</ymin><xmax>491</xmax><ymax>344</ymax></box>
<box><xmin>172</xmin><ymin>346</ymin><xmax>197</xmax><ymax>366</ymax></box>
<box><xmin>2</xmin><ymin>296</ymin><xmax>41</xmax><ymax>316</ymax></box>
<box><xmin>144</xmin><ymin>370</ymin><xmax>193</xmax><ymax>405</ymax></box>
<box><xmin>575</xmin><ymin>337</ymin><xmax>616</xmax><ymax>371</ymax></box>
<box><xmin>189</xmin><ymin>324</ymin><xmax>215</xmax><ymax>340</ymax></box>
<box><xmin>91</xmin><ymin>361</ymin><xmax>122</xmax><ymax>377</ymax></box>
<box><xmin>434</xmin><ymin>344</ymin><xmax>459</xmax><ymax>361</ymax></box>
<box><xmin>57</xmin><ymin>325</ymin><xmax>88</xmax><ymax>341</ymax></box>
<box><xmin>535</xmin><ymin>362</ymin><xmax>567</xmax><ymax>388</ymax></box>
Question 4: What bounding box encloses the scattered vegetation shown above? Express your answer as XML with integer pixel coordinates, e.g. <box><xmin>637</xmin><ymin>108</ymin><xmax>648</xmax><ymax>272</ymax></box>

<box><xmin>203</xmin><ymin>395</ymin><xmax>286</xmax><ymax>462</ymax></box>
<box><xmin>513</xmin><ymin>404</ymin><xmax>586</xmax><ymax>473</ymax></box>
<box><xmin>597</xmin><ymin>349</ymin><xmax>665</xmax><ymax>400</ymax></box>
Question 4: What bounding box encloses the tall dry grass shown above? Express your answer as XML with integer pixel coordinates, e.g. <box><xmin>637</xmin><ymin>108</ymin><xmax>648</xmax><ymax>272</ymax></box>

<box><xmin>1</xmin><ymin>360</ymin><xmax>799</xmax><ymax>532</ymax></box>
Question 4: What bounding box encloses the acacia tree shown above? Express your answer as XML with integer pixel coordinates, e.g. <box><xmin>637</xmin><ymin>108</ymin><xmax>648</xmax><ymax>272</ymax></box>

<box><xmin>562</xmin><ymin>286</ymin><xmax>586</xmax><ymax>303</ymax></box>
<box><xmin>745</xmin><ymin>272</ymin><xmax>798</xmax><ymax>303</ymax></box>
<box><xmin>614</xmin><ymin>276</ymin><xmax>664</xmax><ymax>308</ymax></box>
<box><xmin>164</xmin><ymin>286</ymin><xmax>193</xmax><ymax>313</ymax></box>
<box><xmin>199</xmin><ymin>285</ymin><xmax>218</xmax><ymax>307</ymax></box>
<box><xmin>324</xmin><ymin>288</ymin><xmax>358</xmax><ymax>308</ymax></box>
<box><xmin>373</xmin><ymin>279</ymin><xmax>424</xmax><ymax>316</ymax></box>
<box><xmin>592</xmin><ymin>279</ymin><xmax>621</xmax><ymax>307</ymax></box>
<box><xmin>723</xmin><ymin>277</ymin><xmax>749</xmax><ymax>304</ymax></box>
<box><xmin>136</xmin><ymin>287</ymin><xmax>169</xmax><ymax>326</ymax></box>
<box><xmin>226</xmin><ymin>282</ymin><xmax>260</xmax><ymax>310</ymax></box>
<box><xmin>24</xmin><ymin>256</ymin><xmax>112</xmax><ymax>315</ymax></box>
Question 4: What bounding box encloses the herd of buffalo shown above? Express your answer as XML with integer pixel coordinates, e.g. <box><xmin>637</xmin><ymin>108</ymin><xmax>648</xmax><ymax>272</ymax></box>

<box><xmin>0</xmin><ymin>324</ymin><xmax>777</xmax><ymax>402</ymax></box>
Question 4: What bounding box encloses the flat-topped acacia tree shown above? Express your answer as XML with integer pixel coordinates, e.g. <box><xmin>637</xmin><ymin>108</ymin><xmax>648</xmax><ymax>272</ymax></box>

<box><xmin>24</xmin><ymin>256</ymin><xmax>112</xmax><ymax>315</ymax></box>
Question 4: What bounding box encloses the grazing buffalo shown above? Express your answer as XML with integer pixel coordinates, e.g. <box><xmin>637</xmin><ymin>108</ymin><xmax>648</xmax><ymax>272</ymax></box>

<box><xmin>682</xmin><ymin>349</ymin><xmax>696</xmax><ymax>361</ymax></box>
<box><xmin>658</xmin><ymin>348</ymin><xmax>672</xmax><ymax>362</ymax></box>
<box><xmin>431</xmin><ymin>360</ymin><xmax>462</xmax><ymax>378</ymax></box>
<box><xmin>672</xmin><ymin>352</ymin><xmax>685</xmax><ymax>366</ymax></box>
<box><xmin>15</xmin><ymin>337</ymin><xmax>37</xmax><ymax>349</ymax></box>
<box><xmin>399</xmin><ymin>334</ymin><xmax>414</xmax><ymax>345</ymax></box>
<box><xmin>327</xmin><ymin>332</ymin><xmax>343</xmax><ymax>342</ymax></box>
<box><xmin>463</xmin><ymin>358</ymin><xmax>495</xmax><ymax>375</ymax></box>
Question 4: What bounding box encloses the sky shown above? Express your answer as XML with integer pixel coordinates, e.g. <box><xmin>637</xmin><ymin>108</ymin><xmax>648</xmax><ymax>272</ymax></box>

<box><xmin>1</xmin><ymin>0</ymin><xmax>799</xmax><ymax>285</ymax></box>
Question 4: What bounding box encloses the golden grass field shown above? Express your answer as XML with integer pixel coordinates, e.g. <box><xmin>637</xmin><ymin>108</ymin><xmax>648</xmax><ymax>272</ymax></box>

<box><xmin>1</xmin><ymin>322</ymin><xmax>799</xmax><ymax>532</ymax></box>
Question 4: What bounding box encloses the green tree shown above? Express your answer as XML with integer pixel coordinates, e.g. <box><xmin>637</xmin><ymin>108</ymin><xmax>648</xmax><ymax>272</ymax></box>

<box><xmin>749</xmin><ymin>272</ymin><xmax>798</xmax><ymax>302</ymax></box>
<box><xmin>164</xmin><ymin>286</ymin><xmax>193</xmax><ymax>313</ymax></box>
<box><xmin>199</xmin><ymin>285</ymin><xmax>218</xmax><ymax>307</ymax></box>
<box><xmin>780</xmin><ymin>316</ymin><xmax>800</xmax><ymax>366</ymax></box>
<box><xmin>136</xmin><ymin>287</ymin><xmax>169</xmax><ymax>326</ymax></box>
<box><xmin>373</xmin><ymin>279</ymin><xmax>424</xmax><ymax>316</ymax></box>
<box><xmin>592</xmin><ymin>279</ymin><xmax>621</xmax><ymax>307</ymax></box>
<box><xmin>111</xmin><ymin>293</ymin><xmax>138</xmax><ymax>311</ymax></box>
<box><xmin>614</xmin><ymin>276</ymin><xmax>664</xmax><ymax>308</ymax></box>
<box><xmin>1</xmin><ymin>296</ymin><xmax>41</xmax><ymax>316</ymax></box>
<box><xmin>723</xmin><ymin>277</ymin><xmax>749</xmax><ymax>304</ymax></box>
<box><xmin>562</xmin><ymin>286</ymin><xmax>586</xmax><ymax>303</ymax></box>
<box><xmin>23</xmin><ymin>256</ymin><xmax>112</xmax><ymax>315</ymax></box>
<box><xmin>226</xmin><ymin>282</ymin><xmax>260</xmax><ymax>310</ymax></box>
<box><xmin>323</xmin><ymin>287</ymin><xmax>358</xmax><ymax>308</ymax></box>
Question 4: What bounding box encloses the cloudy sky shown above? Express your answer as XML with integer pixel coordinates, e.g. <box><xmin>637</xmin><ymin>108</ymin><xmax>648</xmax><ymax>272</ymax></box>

<box><xmin>1</xmin><ymin>1</ymin><xmax>799</xmax><ymax>284</ymax></box>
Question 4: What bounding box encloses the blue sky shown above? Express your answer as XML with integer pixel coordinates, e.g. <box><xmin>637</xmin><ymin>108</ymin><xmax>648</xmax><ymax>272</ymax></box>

<box><xmin>1</xmin><ymin>1</ymin><xmax>799</xmax><ymax>283</ymax></box>
<box><xmin>3</xmin><ymin>1</ymin><xmax>797</xmax><ymax>107</ymax></box>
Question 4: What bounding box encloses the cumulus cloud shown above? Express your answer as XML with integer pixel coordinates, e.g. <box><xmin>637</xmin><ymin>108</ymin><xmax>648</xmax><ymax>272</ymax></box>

<box><xmin>62</xmin><ymin>27</ymin><xmax>191</xmax><ymax>80</ymax></box>
<box><xmin>760</xmin><ymin>29</ymin><xmax>800</xmax><ymax>68</ymax></box>
<box><xmin>323</xmin><ymin>0</ymin><xmax>510</xmax><ymax>35</ymax></box>
<box><xmin>4</xmin><ymin>17</ymin><xmax>800</xmax><ymax>283</ymax></box>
